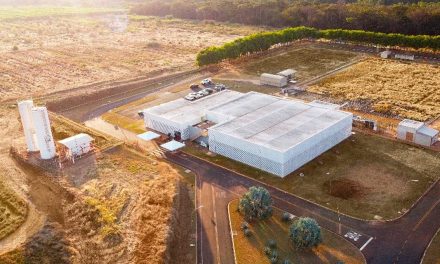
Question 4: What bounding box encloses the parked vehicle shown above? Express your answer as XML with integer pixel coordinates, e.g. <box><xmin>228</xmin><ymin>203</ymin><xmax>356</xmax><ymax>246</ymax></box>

<box><xmin>200</xmin><ymin>89</ymin><xmax>210</xmax><ymax>96</ymax></box>
<box><xmin>184</xmin><ymin>95</ymin><xmax>196</xmax><ymax>101</ymax></box>
<box><xmin>194</xmin><ymin>92</ymin><xmax>203</xmax><ymax>99</ymax></box>
<box><xmin>203</xmin><ymin>88</ymin><xmax>214</xmax><ymax>94</ymax></box>
<box><xmin>190</xmin><ymin>84</ymin><xmax>199</xmax><ymax>90</ymax></box>
<box><xmin>215</xmin><ymin>84</ymin><xmax>226</xmax><ymax>91</ymax></box>
<box><xmin>201</xmin><ymin>78</ymin><xmax>213</xmax><ymax>86</ymax></box>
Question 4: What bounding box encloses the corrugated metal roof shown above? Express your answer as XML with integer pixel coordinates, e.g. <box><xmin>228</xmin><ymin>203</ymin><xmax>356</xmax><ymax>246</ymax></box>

<box><xmin>399</xmin><ymin>119</ymin><xmax>425</xmax><ymax>130</ymax></box>
<box><xmin>261</xmin><ymin>73</ymin><xmax>286</xmax><ymax>80</ymax></box>
<box><xmin>277</xmin><ymin>69</ymin><xmax>296</xmax><ymax>76</ymax></box>
<box><xmin>418</xmin><ymin>126</ymin><xmax>439</xmax><ymax>137</ymax></box>
<box><xmin>161</xmin><ymin>140</ymin><xmax>185</xmax><ymax>151</ymax></box>
<box><xmin>59</xmin><ymin>133</ymin><xmax>93</xmax><ymax>149</ymax></box>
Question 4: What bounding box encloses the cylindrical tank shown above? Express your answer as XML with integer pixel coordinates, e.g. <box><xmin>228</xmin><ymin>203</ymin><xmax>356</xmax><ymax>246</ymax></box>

<box><xmin>17</xmin><ymin>100</ymin><xmax>38</xmax><ymax>152</ymax></box>
<box><xmin>31</xmin><ymin>107</ymin><xmax>56</xmax><ymax>159</ymax></box>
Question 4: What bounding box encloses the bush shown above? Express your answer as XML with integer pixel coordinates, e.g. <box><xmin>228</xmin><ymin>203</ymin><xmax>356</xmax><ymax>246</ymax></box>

<box><xmin>243</xmin><ymin>229</ymin><xmax>252</xmax><ymax>237</ymax></box>
<box><xmin>12</xmin><ymin>45</ymin><xmax>18</xmax><ymax>51</ymax></box>
<box><xmin>238</xmin><ymin>186</ymin><xmax>273</xmax><ymax>222</ymax></box>
<box><xmin>281</xmin><ymin>212</ymin><xmax>291</xmax><ymax>222</ymax></box>
<box><xmin>263</xmin><ymin>246</ymin><xmax>272</xmax><ymax>256</ymax></box>
<box><xmin>267</xmin><ymin>239</ymin><xmax>277</xmax><ymax>249</ymax></box>
<box><xmin>240</xmin><ymin>221</ymin><xmax>249</xmax><ymax>230</ymax></box>
<box><xmin>289</xmin><ymin>217</ymin><xmax>322</xmax><ymax>249</ymax></box>
<box><xmin>282</xmin><ymin>259</ymin><xmax>292</xmax><ymax>264</ymax></box>
<box><xmin>270</xmin><ymin>250</ymin><xmax>278</xmax><ymax>263</ymax></box>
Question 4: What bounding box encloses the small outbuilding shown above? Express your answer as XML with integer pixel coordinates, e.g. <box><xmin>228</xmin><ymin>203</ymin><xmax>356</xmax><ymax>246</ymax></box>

<box><xmin>397</xmin><ymin>119</ymin><xmax>439</xmax><ymax>147</ymax></box>
<box><xmin>277</xmin><ymin>69</ymin><xmax>297</xmax><ymax>81</ymax></box>
<box><xmin>59</xmin><ymin>133</ymin><xmax>94</xmax><ymax>158</ymax></box>
<box><xmin>380</xmin><ymin>50</ymin><xmax>392</xmax><ymax>59</ymax></box>
<box><xmin>260</xmin><ymin>73</ymin><xmax>288</xmax><ymax>87</ymax></box>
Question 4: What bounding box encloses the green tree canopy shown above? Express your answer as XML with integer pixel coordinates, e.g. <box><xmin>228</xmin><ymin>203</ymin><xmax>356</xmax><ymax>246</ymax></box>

<box><xmin>239</xmin><ymin>186</ymin><xmax>273</xmax><ymax>222</ymax></box>
<box><xmin>289</xmin><ymin>217</ymin><xmax>322</xmax><ymax>249</ymax></box>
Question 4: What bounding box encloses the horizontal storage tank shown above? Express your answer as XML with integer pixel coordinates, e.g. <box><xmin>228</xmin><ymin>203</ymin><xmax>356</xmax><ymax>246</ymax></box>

<box><xmin>31</xmin><ymin>107</ymin><xmax>56</xmax><ymax>159</ymax></box>
<box><xmin>18</xmin><ymin>100</ymin><xmax>38</xmax><ymax>152</ymax></box>
<box><xmin>260</xmin><ymin>73</ymin><xmax>288</xmax><ymax>87</ymax></box>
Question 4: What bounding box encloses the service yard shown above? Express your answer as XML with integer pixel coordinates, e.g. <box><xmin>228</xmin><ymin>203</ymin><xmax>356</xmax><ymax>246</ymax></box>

<box><xmin>229</xmin><ymin>200</ymin><xmax>365</xmax><ymax>264</ymax></box>
<box><xmin>309</xmin><ymin>58</ymin><xmax>440</xmax><ymax>121</ymax></box>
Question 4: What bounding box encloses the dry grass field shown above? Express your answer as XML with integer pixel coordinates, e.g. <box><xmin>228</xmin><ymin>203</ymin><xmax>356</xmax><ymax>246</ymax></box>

<box><xmin>423</xmin><ymin>230</ymin><xmax>440</xmax><ymax>264</ymax></box>
<box><xmin>216</xmin><ymin>46</ymin><xmax>360</xmax><ymax>84</ymax></box>
<box><xmin>0</xmin><ymin>181</ymin><xmax>28</xmax><ymax>241</ymax></box>
<box><xmin>229</xmin><ymin>200</ymin><xmax>365</xmax><ymax>264</ymax></box>
<box><xmin>0</xmin><ymin>7</ymin><xmax>263</xmax><ymax>101</ymax></box>
<box><xmin>309</xmin><ymin>58</ymin><xmax>440</xmax><ymax>121</ymax></box>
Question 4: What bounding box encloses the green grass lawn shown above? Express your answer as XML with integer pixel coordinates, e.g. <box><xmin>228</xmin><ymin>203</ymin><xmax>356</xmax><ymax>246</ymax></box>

<box><xmin>423</xmin><ymin>230</ymin><xmax>440</xmax><ymax>264</ymax></box>
<box><xmin>214</xmin><ymin>79</ymin><xmax>279</xmax><ymax>95</ymax></box>
<box><xmin>0</xmin><ymin>6</ymin><xmax>123</xmax><ymax>21</ymax></box>
<box><xmin>229</xmin><ymin>200</ymin><xmax>365</xmax><ymax>264</ymax></box>
<box><xmin>185</xmin><ymin>132</ymin><xmax>440</xmax><ymax>220</ymax></box>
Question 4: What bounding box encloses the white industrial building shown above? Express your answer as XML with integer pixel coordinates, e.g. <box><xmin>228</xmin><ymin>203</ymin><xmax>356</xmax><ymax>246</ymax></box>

<box><xmin>142</xmin><ymin>91</ymin><xmax>352</xmax><ymax>177</ymax></box>
<box><xmin>397</xmin><ymin>119</ymin><xmax>438</xmax><ymax>147</ymax></box>
<box><xmin>18</xmin><ymin>100</ymin><xmax>56</xmax><ymax>160</ymax></box>
<box><xmin>59</xmin><ymin>133</ymin><xmax>94</xmax><ymax>159</ymax></box>
<box><xmin>260</xmin><ymin>73</ymin><xmax>288</xmax><ymax>87</ymax></box>
<box><xmin>277</xmin><ymin>69</ymin><xmax>296</xmax><ymax>80</ymax></box>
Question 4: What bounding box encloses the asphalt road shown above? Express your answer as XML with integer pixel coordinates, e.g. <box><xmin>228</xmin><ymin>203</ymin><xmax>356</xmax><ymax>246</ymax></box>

<box><xmin>166</xmin><ymin>151</ymin><xmax>440</xmax><ymax>264</ymax></box>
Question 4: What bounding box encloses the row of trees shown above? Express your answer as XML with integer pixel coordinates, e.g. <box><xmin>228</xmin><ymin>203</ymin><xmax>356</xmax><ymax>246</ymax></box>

<box><xmin>131</xmin><ymin>0</ymin><xmax>440</xmax><ymax>35</ymax></box>
<box><xmin>196</xmin><ymin>26</ymin><xmax>440</xmax><ymax>66</ymax></box>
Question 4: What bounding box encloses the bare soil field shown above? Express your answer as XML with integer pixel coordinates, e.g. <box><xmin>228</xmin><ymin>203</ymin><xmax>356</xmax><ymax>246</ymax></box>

<box><xmin>422</xmin><ymin>230</ymin><xmax>440</xmax><ymax>264</ymax></box>
<box><xmin>0</xmin><ymin>103</ymin><xmax>194</xmax><ymax>263</ymax></box>
<box><xmin>0</xmin><ymin>181</ymin><xmax>28</xmax><ymax>240</ymax></box>
<box><xmin>215</xmin><ymin>45</ymin><xmax>360</xmax><ymax>84</ymax></box>
<box><xmin>309</xmin><ymin>58</ymin><xmax>440</xmax><ymax>121</ymax></box>
<box><xmin>0</xmin><ymin>9</ymin><xmax>263</xmax><ymax>101</ymax></box>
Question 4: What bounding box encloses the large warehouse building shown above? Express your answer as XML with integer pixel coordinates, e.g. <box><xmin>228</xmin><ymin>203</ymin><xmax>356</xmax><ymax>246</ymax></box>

<box><xmin>142</xmin><ymin>91</ymin><xmax>352</xmax><ymax>177</ymax></box>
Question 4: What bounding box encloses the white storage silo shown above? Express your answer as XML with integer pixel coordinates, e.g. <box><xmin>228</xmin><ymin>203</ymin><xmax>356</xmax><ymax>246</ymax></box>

<box><xmin>31</xmin><ymin>107</ymin><xmax>56</xmax><ymax>159</ymax></box>
<box><xmin>17</xmin><ymin>100</ymin><xmax>38</xmax><ymax>152</ymax></box>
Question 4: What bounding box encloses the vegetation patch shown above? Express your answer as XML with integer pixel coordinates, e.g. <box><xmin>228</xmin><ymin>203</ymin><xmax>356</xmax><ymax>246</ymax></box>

<box><xmin>422</xmin><ymin>230</ymin><xmax>440</xmax><ymax>264</ymax></box>
<box><xmin>101</xmin><ymin>111</ymin><xmax>146</xmax><ymax>134</ymax></box>
<box><xmin>229</xmin><ymin>200</ymin><xmax>364</xmax><ymax>264</ymax></box>
<box><xmin>0</xmin><ymin>181</ymin><xmax>28</xmax><ymax>240</ymax></box>
<box><xmin>185</xmin><ymin>132</ymin><xmax>440</xmax><ymax>220</ymax></box>
<box><xmin>309</xmin><ymin>58</ymin><xmax>440</xmax><ymax>121</ymax></box>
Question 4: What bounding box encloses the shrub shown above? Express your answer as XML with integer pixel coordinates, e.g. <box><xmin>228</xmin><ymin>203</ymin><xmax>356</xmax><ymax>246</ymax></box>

<box><xmin>270</xmin><ymin>250</ymin><xmax>278</xmax><ymax>263</ymax></box>
<box><xmin>238</xmin><ymin>186</ymin><xmax>273</xmax><ymax>222</ymax></box>
<box><xmin>240</xmin><ymin>221</ymin><xmax>249</xmax><ymax>230</ymax></box>
<box><xmin>289</xmin><ymin>217</ymin><xmax>322</xmax><ymax>249</ymax></box>
<box><xmin>263</xmin><ymin>246</ymin><xmax>272</xmax><ymax>256</ymax></box>
<box><xmin>243</xmin><ymin>228</ymin><xmax>252</xmax><ymax>237</ymax></box>
<box><xmin>281</xmin><ymin>212</ymin><xmax>291</xmax><ymax>222</ymax></box>
<box><xmin>282</xmin><ymin>259</ymin><xmax>292</xmax><ymax>264</ymax></box>
<box><xmin>267</xmin><ymin>239</ymin><xmax>277</xmax><ymax>249</ymax></box>
<box><xmin>12</xmin><ymin>45</ymin><xmax>18</xmax><ymax>51</ymax></box>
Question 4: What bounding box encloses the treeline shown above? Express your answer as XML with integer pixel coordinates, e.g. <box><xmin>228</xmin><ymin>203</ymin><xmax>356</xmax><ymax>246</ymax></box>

<box><xmin>131</xmin><ymin>0</ymin><xmax>440</xmax><ymax>35</ymax></box>
<box><xmin>196</xmin><ymin>26</ymin><xmax>440</xmax><ymax>66</ymax></box>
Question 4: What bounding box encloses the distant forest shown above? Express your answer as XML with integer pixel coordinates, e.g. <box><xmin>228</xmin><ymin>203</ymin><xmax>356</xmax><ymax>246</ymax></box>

<box><xmin>131</xmin><ymin>0</ymin><xmax>440</xmax><ymax>35</ymax></box>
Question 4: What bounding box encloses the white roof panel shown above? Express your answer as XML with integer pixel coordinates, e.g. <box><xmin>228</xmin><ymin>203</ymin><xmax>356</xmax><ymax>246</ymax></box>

<box><xmin>59</xmin><ymin>133</ymin><xmax>94</xmax><ymax>149</ymax></box>
<box><xmin>137</xmin><ymin>131</ymin><xmax>160</xmax><ymax>141</ymax></box>
<box><xmin>418</xmin><ymin>126</ymin><xmax>439</xmax><ymax>137</ymax></box>
<box><xmin>161</xmin><ymin>140</ymin><xmax>185</xmax><ymax>151</ymax></box>
<box><xmin>399</xmin><ymin>119</ymin><xmax>424</xmax><ymax>130</ymax></box>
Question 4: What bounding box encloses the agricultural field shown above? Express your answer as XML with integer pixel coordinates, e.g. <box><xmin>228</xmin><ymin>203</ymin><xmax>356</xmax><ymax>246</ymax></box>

<box><xmin>0</xmin><ymin>181</ymin><xmax>28</xmax><ymax>241</ymax></box>
<box><xmin>229</xmin><ymin>200</ymin><xmax>365</xmax><ymax>264</ymax></box>
<box><xmin>309</xmin><ymin>58</ymin><xmax>440</xmax><ymax>121</ymax></box>
<box><xmin>215</xmin><ymin>45</ymin><xmax>360</xmax><ymax>84</ymax></box>
<box><xmin>185</xmin><ymin>132</ymin><xmax>440</xmax><ymax>220</ymax></box>
<box><xmin>0</xmin><ymin>7</ymin><xmax>263</xmax><ymax>101</ymax></box>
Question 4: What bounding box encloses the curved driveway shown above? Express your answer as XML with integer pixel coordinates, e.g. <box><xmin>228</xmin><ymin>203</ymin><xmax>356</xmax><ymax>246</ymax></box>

<box><xmin>166</xmin><ymin>151</ymin><xmax>440</xmax><ymax>264</ymax></box>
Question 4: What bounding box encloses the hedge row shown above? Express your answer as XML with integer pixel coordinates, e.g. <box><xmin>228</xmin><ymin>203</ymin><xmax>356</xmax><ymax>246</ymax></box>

<box><xmin>196</xmin><ymin>26</ymin><xmax>440</xmax><ymax>66</ymax></box>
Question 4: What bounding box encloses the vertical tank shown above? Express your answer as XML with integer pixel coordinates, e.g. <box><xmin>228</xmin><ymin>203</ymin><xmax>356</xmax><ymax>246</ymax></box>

<box><xmin>17</xmin><ymin>100</ymin><xmax>38</xmax><ymax>152</ymax></box>
<box><xmin>31</xmin><ymin>106</ymin><xmax>56</xmax><ymax>159</ymax></box>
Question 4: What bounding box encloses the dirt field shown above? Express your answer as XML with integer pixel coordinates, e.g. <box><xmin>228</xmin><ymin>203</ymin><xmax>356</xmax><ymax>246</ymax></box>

<box><xmin>0</xmin><ymin>181</ymin><xmax>28</xmax><ymax>240</ymax></box>
<box><xmin>309</xmin><ymin>58</ymin><xmax>440</xmax><ymax>121</ymax></box>
<box><xmin>184</xmin><ymin>132</ymin><xmax>440</xmax><ymax>220</ymax></box>
<box><xmin>0</xmin><ymin>8</ymin><xmax>263</xmax><ymax>101</ymax></box>
<box><xmin>215</xmin><ymin>45</ymin><xmax>360</xmax><ymax>84</ymax></box>
<box><xmin>229</xmin><ymin>200</ymin><xmax>365</xmax><ymax>264</ymax></box>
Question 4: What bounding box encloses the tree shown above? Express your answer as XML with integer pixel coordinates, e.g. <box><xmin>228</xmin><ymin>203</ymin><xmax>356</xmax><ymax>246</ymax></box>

<box><xmin>238</xmin><ymin>186</ymin><xmax>273</xmax><ymax>222</ymax></box>
<box><xmin>289</xmin><ymin>217</ymin><xmax>322</xmax><ymax>249</ymax></box>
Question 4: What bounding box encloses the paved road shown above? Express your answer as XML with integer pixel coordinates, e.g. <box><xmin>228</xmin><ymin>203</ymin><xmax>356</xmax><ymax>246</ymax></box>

<box><xmin>166</xmin><ymin>151</ymin><xmax>440</xmax><ymax>264</ymax></box>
